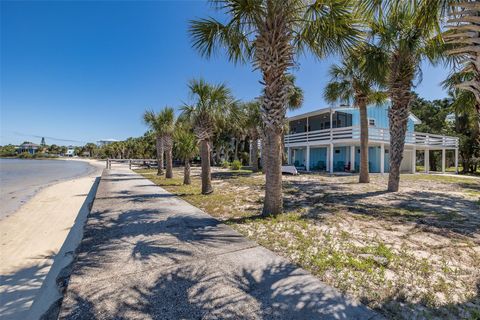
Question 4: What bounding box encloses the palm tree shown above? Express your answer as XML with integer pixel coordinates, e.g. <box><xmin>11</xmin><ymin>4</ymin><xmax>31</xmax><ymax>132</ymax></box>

<box><xmin>190</xmin><ymin>0</ymin><xmax>359</xmax><ymax>215</ymax></box>
<box><xmin>243</xmin><ymin>101</ymin><xmax>262</xmax><ymax>172</ymax></box>
<box><xmin>181</xmin><ymin>79</ymin><xmax>235</xmax><ymax>194</ymax></box>
<box><xmin>324</xmin><ymin>48</ymin><xmax>387</xmax><ymax>183</ymax></box>
<box><xmin>365</xmin><ymin>1</ymin><xmax>447</xmax><ymax>191</ymax></box>
<box><xmin>444</xmin><ymin>2</ymin><xmax>480</xmax><ymax>110</ymax></box>
<box><xmin>174</xmin><ymin>122</ymin><xmax>198</xmax><ymax>185</ymax></box>
<box><xmin>143</xmin><ymin>107</ymin><xmax>175</xmax><ymax>178</ymax></box>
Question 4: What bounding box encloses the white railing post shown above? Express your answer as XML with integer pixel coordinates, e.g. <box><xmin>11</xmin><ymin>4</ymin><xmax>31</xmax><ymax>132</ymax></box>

<box><xmin>350</xmin><ymin>145</ymin><xmax>355</xmax><ymax>172</ymax></box>
<box><xmin>441</xmin><ymin>149</ymin><xmax>446</xmax><ymax>173</ymax></box>
<box><xmin>455</xmin><ymin>148</ymin><xmax>459</xmax><ymax>174</ymax></box>
<box><xmin>411</xmin><ymin>147</ymin><xmax>416</xmax><ymax>174</ymax></box>
<box><xmin>329</xmin><ymin>143</ymin><xmax>334</xmax><ymax>174</ymax></box>
<box><xmin>425</xmin><ymin>149</ymin><xmax>429</xmax><ymax>174</ymax></box>
<box><xmin>380</xmin><ymin>143</ymin><xmax>385</xmax><ymax>174</ymax></box>
<box><xmin>306</xmin><ymin>145</ymin><xmax>310</xmax><ymax>171</ymax></box>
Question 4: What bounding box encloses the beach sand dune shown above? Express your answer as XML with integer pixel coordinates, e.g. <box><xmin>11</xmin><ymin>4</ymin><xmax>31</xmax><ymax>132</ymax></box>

<box><xmin>0</xmin><ymin>159</ymin><xmax>104</xmax><ymax>320</ymax></box>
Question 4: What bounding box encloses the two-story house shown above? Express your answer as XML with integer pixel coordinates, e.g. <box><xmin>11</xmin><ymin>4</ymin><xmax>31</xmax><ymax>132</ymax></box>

<box><xmin>285</xmin><ymin>104</ymin><xmax>459</xmax><ymax>174</ymax></box>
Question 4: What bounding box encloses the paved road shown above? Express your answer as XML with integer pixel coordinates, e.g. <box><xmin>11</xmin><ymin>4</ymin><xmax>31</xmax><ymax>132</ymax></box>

<box><xmin>58</xmin><ymin>167</ymin><xmax>382</xmax><ymax>319</ymax></box>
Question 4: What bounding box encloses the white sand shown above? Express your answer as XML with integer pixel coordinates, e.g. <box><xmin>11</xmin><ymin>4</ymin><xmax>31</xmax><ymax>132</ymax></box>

<box><xmin>0</xmin><ymin>159</ymin><xmax>105</xmax><ymax>320</ymax></box>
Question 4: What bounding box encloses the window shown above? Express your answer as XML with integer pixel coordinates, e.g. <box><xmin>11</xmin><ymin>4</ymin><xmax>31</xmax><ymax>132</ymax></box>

<box><xmin>335</xmin><ymin>150</ymin><xmax>340</xmax><ymax>154</ymax></box>
<box><xmin>368</xmin><ymin>118</ymin><xmax>375</xmax><ymax>126</ymax></box>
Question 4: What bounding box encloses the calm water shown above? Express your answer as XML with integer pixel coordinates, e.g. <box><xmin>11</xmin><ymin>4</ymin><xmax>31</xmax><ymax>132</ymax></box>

<box><xmin>0</xmin><ymin>159</ymin><xmax>95</xmax><ymax>219</ymax></box>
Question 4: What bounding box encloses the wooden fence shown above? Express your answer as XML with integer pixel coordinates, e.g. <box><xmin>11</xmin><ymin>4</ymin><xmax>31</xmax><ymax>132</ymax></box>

<box><xmin>106</xmin><ymin>158</ymin><xmax>158</xmax><ymax>169</ymax></box>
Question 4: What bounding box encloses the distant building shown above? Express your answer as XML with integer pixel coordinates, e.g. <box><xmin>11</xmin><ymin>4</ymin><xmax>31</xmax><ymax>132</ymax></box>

<box><xmin>66</xmin><ymin>146</ymin><xmax>75</xmax><ymax>157</ymax></box>
<box><xmin>97</xmin><ymin>139</ymin><xmax>119</xmax><ymax>147</ymax></box>
<box><xmin>17</xmin><ymin>142</ymin><xmax>40</xmax><ymax>155</ymax></box>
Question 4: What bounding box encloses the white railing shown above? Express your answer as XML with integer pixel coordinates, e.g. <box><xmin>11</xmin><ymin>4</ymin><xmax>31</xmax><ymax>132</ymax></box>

<box><xmin>284</xmin><ymin>126</ymin><xmax>458</xmax><ymax>148</ymax></box>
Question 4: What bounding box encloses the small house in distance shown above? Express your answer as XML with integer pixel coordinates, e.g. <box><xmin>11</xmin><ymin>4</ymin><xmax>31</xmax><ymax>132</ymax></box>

<box><xmin>17</xmin><ymin>142</ymin><xmax>40</xmax><ymax>155</ymax></box>
<box><xmin>66</xmin><ymin>146</ymin><xmax>75</xmax><ymax>157</ymax></box>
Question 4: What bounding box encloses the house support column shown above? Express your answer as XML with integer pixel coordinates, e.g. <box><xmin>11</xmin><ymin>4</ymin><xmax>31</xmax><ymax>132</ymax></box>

<box><xmin>411</xmin><ymin>147</ymin><xmax>416</xmax><ymax>174</ymax></box>
<box><xmin>380</xmin><ymin>143</ymin><xmax>385</xmax><ymax>174</ymax></box>
<box><xmin>455</xmin><ymin>148</ymin><xmax>459</xmax><ymax>174</ymax></box>
<box><xmin>329</xmin><ymin>143</ymin><xmax>334</xmax><ymax>174</ymax></box>
<box><xmin>441</xmin><ymin>148</ymin><xmax>446</xmax><ymax>173</ymax></box>
<box><xmin>306</xmin><ymin>145</ymin><xmax>310</xmax><ymax>171</ymax></box>
<box><xmin>287</xmin><ymin>147</ymin><xmax>291</xmax><ymax>165</ymax></box>
<box><xmin>425</xmin><ymin>149</ymin><xmax>429</xmax><ymax>174</ymax></box>
<box><xmin>350</xmin><ymin>145</ymin><xmax>355</xmax><ymax>172</ymax></box>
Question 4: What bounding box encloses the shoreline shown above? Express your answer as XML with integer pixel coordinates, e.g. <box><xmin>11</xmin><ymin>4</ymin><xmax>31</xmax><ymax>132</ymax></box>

<box><xmin>0</xmin><ymin>158</ymin><xmax>102</xmax><ymax>221</ymax></box>
<box><xmin>0</xmin><ymin>159</ymin><xmax>105</xmax><ymax>320</ymax></box>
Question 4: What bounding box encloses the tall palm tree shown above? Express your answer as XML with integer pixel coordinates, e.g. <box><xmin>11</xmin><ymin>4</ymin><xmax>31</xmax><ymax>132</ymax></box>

<box><xmin>243</xmin><ymin>101</ymin><xmax>263</xmax><ymax>172</ymax></box>
<box><xmin>143</xmin><ymin>107</ymin><xmax>176</xmax><ymax>178</ymax></box>
<box><xmin>174</xmin><ymin>122</ymin><xmax>198</xmax><ymax>185</ymax></box>
<box><xmin>366</xmin><ymin>1</ymin><xmax>447</xmax><ymax>191</ymax></box>
<box><xmin>324</xmin><ymin>48</ymin><xmax>387</xmax><ymax>183</ymax></box>
<box><xmin>181</xmin><ymin>79</ymin><xmax>235</xmax><ymax>194</ymax></box>
<box><xmin>190</xmin><ymin>0</ymin><xmax>360</xmax><ymax>215</ymax></box>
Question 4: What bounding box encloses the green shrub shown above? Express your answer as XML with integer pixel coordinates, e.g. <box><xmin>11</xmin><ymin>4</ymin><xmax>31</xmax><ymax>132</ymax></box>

<box><xmin>231</xmin><ymin>160</ymin><xmax>242</xmax><ymax>170</ymax></box>
<box><xmin>222</xmin><ymin>160</ymin><xmax>230</xmax><ymax>169</ymax></box>
<box><xmin>240</xmin><ymin>152</ymin><xmax>249</xmax><ymax>165</ymax></box>
<box><xmin>18</xmin><ymin>152</ymin><xmax>33</xmax><ymax>159</ymax></box>
<box><xmin>33</xmin><ymin>153</ymin><xmax>56</xmax><ymax>159</ymax></box>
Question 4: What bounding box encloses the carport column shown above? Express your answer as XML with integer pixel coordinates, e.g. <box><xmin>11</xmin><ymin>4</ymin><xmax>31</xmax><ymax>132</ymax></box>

<box><xmin>380</xmin><ymin>143</ymin><xmax>385</xmax><ymax>174</ymax></box>
<box><xmin>424</xmin><ymin>149</ymin><xmax>429</xmax><ymax>174</ymax></box>
<box><xmin>329</xmin><ymin>143</ymin><xmax>334</xmax><ymax>174</ymax></box>
<box><xmin>306</xmin><ymin>145</ymin><xmax>310</xmax><ymax>171</ymax></box>
<box><xmin>350</xmin><ymin>145</ymin><xmax>355</xmax><ymax>172</ymax></box>
<box><xmin>411</xmin><ymin>147</ymin><xmax>416</xmax><ymax>174</ymax></box>
<box><xmin>455</xmin><ymin>148</ymin><xmax>459</xmax><ymax>174</ymax></box>
<box><xmin>287</xmin><ymin>147</ymin><xmax>291</xmax><ymax>165</ymax></box>
<box><xmin>441</xmin><ymin>148</ymin><xmax>446</xmax><ymax>173</ymax></box>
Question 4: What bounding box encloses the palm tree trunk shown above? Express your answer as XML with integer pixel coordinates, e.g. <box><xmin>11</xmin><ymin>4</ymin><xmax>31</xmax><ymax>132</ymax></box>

<box><xmin>234</xmin><ymin>138</ymin><xmax>239</xmax><ymax>160</ymax></box>
<box><xmin>156</xmin><ymin>136</ymin><xmax>164</xmax><ymax>175</ymax></box>
<box><xmin>251</xmin><ymin>137</ymin><xmax>259</xmax><ymax>172</ymax></box>
<box><xmin>200</xmin><ymin>139</ymin><xmax>213</xmax><ymax>194</ymax></box>
<box><xmin>387</xmin><ymin>54</ymin><xmax>414</xmax><ymax>192</ymax></box>
<box><xmin>387</xmin><ymin>97</ymin><xmax>411</xmax><ymax>191</ymax></box>
<box><xmin>215</xmin><ymin>144</ymin><xmax>221</xmax><ymax>165</ymax></box>
<box><xmin>262</xmin><ymin>129</ymin><xmax>283</xmax><ymax>216</ymax></box>
<box><xmin>358</xmin><ymin>100</ymin><xmax>369</xmax><ymax>183</ymax></box>
<box><xmin>165</xmin><ymin>146</ymin><xmax>173</xmax><ymax>178</ymax></box>
<box><xmin>281</xmin><ymin>133</ymin><xmax>287</xmax><ymax>165</ymax></box>
<box><xmin>183</xmin><ymin>159</ymin><xmax>191</xmax><ymax>185</ymax></box>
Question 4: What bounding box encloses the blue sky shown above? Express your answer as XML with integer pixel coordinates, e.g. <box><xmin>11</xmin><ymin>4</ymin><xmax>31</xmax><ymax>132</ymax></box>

<box><xmin>1</xmin><ymin>1</ymin><xmax>450</xmax><ymax>146</ymax></box>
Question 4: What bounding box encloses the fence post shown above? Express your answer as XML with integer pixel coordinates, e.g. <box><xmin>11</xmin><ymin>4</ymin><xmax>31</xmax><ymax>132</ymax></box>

<box><xmin>106</xmin><ymin>159</ymin><xmax>109</xmax><ymax>169</ymax></box>
<box><xmin>129</xmin><ymin>159</ymin><xmax>132</xmax><ymax>170</ymax></box>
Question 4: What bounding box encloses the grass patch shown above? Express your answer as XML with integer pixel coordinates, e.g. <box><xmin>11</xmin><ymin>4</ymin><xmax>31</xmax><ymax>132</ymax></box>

<box><xmin>136</xmin><ymin>167</ymin><xmax>480</xmax><ymax>320</ymax></box>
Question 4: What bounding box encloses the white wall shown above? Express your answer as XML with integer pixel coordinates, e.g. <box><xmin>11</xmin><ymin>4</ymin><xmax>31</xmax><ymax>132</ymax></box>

<box><xmin>400</xmin><ymin>150</ymin><xmax>413</xmax><ymax>173</ymax></box>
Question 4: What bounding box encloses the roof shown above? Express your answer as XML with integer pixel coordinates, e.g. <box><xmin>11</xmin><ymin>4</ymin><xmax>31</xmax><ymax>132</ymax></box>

<box><xmin>19</xmin><ymin>143</ymin><xmax>40</xmax><ymax>148</ymax></box>
<box><xmin>287</xmin><ymin>105</ymin><xmax>422</xmax><ymax>124</ymax></box>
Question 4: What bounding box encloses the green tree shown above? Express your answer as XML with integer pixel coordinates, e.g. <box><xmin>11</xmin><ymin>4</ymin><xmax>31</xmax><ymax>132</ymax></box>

<box><xmin>181</xmin><ymin>79</ymin><xmax>235</xmax><ymax>194</ymax></box>
<box><xmin>190</xmin><ymin>0</ymin><xmax>359</xmax><ymax>215</ymax></box>
<box><xmin>324</xmin><ymin>47</ymin><xmax>387</xmax><ymax>183</ymax></box>
<box><xmin>243</xmin><ymin>101</ymin><xmax>262</xmax><ymax>172</ymax></box>
<box><xmin>174</xmin><ymin>122</ymin><xmax>198</xmax><ymax>185</ymax></box>
<box><xmin>0</xmin><ymin>144</ymin><xmax>17</xmax><ymax>157</ymax></box>
<box><xmin>366</xmin><ymin>1</ymin><xmax>447</xmax><ymax>191</ymax></box>
<box><xmin>143</xmin><ymin>107</ymin><xmax>176</xmax><ymax>177</ymax></box>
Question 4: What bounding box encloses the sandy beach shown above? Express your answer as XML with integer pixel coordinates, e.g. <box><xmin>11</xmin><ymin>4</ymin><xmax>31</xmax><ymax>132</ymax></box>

<box><xmin>0</xmin><ymin>159</ymin><xmax>105</xmax><ymax>320</ymax></box>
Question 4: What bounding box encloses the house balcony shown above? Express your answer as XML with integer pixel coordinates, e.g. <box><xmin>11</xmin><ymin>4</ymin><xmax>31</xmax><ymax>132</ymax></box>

<box><xmin>285</xmin><ymin>126</ymin><xmax>459</xmax><ymax>149</ymax></box>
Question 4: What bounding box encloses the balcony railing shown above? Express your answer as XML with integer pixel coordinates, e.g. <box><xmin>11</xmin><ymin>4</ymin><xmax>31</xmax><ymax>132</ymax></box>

<box><xmin>285</xmin><ymin>126</ymin><xmax>458</xmax><ymax>148</ymax></box>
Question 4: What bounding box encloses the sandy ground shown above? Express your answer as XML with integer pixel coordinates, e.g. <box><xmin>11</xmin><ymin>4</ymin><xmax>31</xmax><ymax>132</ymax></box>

<box><xmin>0</xmin><ymin>159</ymin><xmax>105</xmax><ymax>320</ymax></box>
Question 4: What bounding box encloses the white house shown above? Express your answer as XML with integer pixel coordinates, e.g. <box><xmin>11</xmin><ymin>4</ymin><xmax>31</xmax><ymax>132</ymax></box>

<box><xmin>285</xmin><ymin>104</ymin><xmax>459</xmax><ymax>174</ymax></box>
